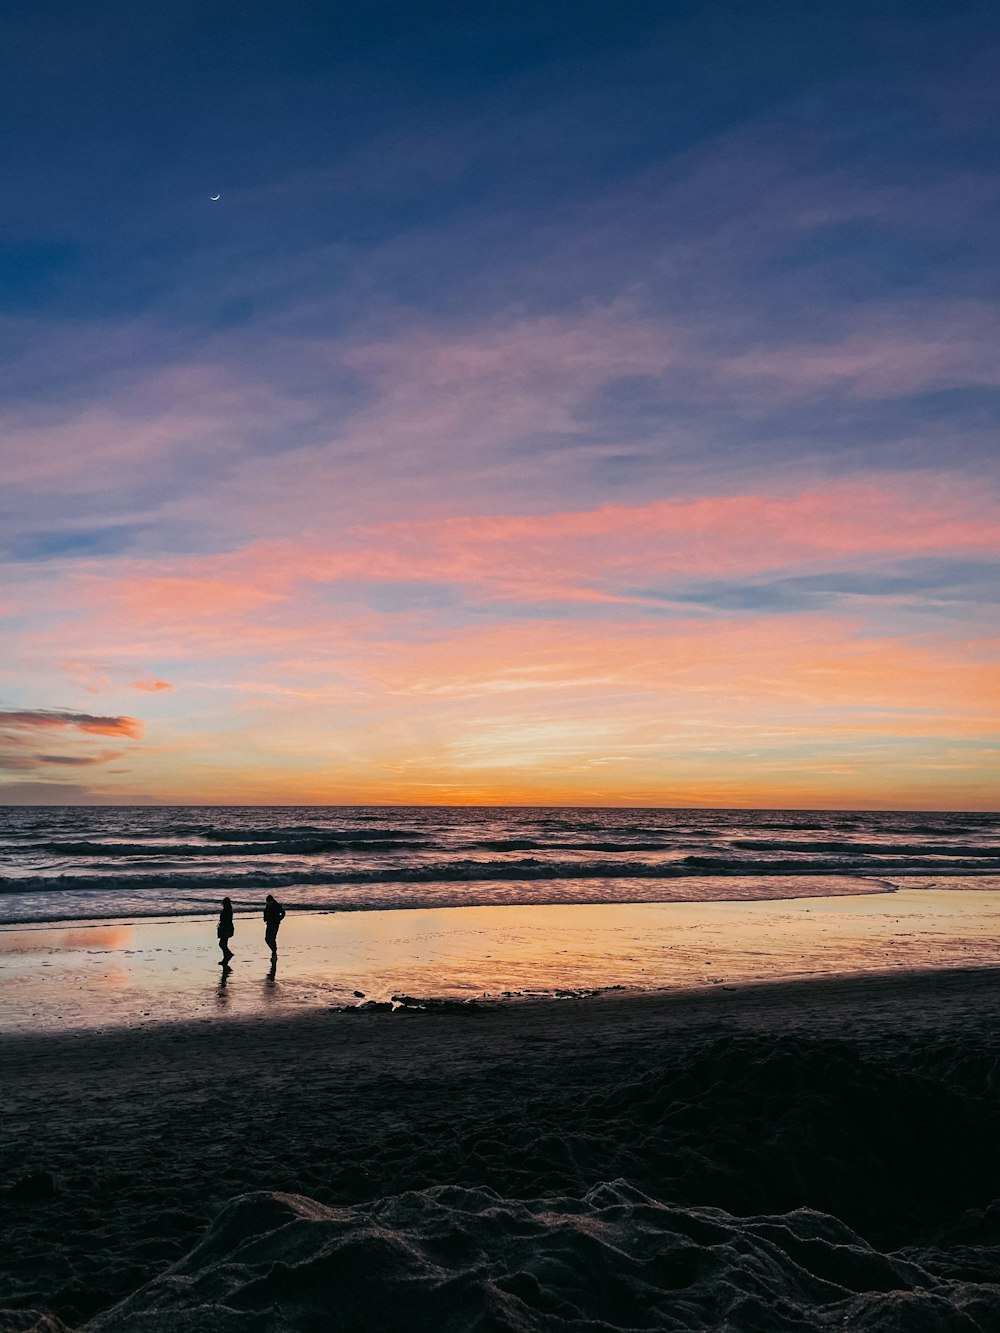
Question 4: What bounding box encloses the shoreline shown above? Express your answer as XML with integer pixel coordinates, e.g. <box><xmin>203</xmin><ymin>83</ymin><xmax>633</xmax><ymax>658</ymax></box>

<box><xmin>4</xmin><ymin>871</ymin><xmax>999</xmax><ymax>937</ymax></box>
<box><xmin>0</xmin><ymin>869</ymin><xmax>908</xmax><ymax>929</ymax></box>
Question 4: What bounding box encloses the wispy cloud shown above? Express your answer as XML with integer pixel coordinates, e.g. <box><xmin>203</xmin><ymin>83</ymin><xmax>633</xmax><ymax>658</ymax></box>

<box><xmin>33</xmin><ymin>751</ymin><xmax>125</xmax><ymax>766</ymax></box>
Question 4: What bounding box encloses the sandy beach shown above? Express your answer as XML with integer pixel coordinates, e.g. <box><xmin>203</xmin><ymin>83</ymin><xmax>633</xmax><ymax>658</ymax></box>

<box><xmin>3</xmin><ymin>958</ymin><xmax>999</xmax><ymax>1330</ymax></box>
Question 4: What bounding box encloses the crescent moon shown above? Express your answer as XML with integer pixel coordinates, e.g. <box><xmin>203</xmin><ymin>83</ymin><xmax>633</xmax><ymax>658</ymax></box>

<box><xmin>210</xmin><ymin>193</ymin><xmax>221</xmax><ymax>201</ymax></box>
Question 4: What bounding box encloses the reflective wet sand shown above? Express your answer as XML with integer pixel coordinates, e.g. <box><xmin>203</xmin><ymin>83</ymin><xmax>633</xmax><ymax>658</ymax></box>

<box><xmin>1</xmin><ymin>887</ymin><xmax>998</xmax><ymax>1033</ymax></box>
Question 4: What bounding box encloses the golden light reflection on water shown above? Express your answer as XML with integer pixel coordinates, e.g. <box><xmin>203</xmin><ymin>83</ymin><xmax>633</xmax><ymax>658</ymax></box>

<box><xmin>0</xmin><ymin>925</ymin><xmax>134</xmax><ymax>953</ymax></box>
<box><xmin>62</xmin><ymin>926</ymin><xmax>133</xmax><ymax>950</ymax></box>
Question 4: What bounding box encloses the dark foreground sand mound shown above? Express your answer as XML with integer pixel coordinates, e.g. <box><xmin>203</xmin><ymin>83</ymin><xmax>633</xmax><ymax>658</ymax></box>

<box><xmin>6</xmin><ymin>1182</ymin><xmax>999</xmax><ymax>1332</ymax></box>
<box><xmin>2</xmin><ymin>970</ymin><xmax>999</xmax><ymax>1331</ymax></box>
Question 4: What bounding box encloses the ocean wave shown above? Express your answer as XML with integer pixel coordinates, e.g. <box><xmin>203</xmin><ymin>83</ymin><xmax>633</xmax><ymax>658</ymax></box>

<box><xmin>30</xmin><ymin>837</ymin><xmax>426</xmax><ymax>857</ymax></box>
<box><xmin>742</xmin><ymin>821</ymin><xmax>828</xmax><ymax>831</ymax></box>
<box><xmin>679</xmin><ymin>853</ymin><xmax>998</xmax><ymax>871</ymax></box>
<box><xmin>28</xmin><ymin>834</ymin><xmax>688</xmax><ymax>858</ymax></box>
<box><xmin>730</xmin><ymin>839</ymin><xmax>1000</xmax><ymax>858</ymax></box>
<box><xmin>201</xmin><ymin>825</ymin><xmax>425</xmax><ymax>842</ymax></box>
<box><xmin>36</xmin><ymin>834</ymin><xmax>943</xmax><ymax>860</ymax></box>
<box><xmin>472</xmin><ymin>839</ymin><xmax>685</xmax><ymax>852</ymax></box>
<box><xmin>3</xmin><ymin>854</ymin><xmax>999</xmax><ymax>898</ymax></box>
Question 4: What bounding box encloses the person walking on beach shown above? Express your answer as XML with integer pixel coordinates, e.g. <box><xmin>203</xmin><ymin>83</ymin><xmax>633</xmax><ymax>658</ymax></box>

<box><xmin>263</xmin><ymin>894</ymin><xmax>286</xmax><ymax>962</ymax></box>
<box><xmin>217</xmin><ymin>897</ymin><xmax>235</xmax><ymax>967</ymax></box>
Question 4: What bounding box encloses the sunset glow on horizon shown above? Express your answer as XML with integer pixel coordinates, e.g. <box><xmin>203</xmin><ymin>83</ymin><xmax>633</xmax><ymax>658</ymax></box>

<box><xmin>2</xmin><ymin>1</ymin><xmax>998</xmax><ymax>810</ymax></box>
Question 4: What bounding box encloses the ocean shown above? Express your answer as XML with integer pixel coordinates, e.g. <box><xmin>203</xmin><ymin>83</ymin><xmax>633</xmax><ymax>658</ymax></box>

<box><xmin>1</xmin><ymin>805</ymin><xmax>998</xmax><ymax>926</ymax></box>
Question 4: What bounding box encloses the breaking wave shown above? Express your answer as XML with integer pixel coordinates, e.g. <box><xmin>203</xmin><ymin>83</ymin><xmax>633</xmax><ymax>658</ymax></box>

<box><xmin>2</xmin><ymin>853</ymin><xmax>996</xmax><ymax>899</ymax></box>
<box><xmin>1</xmin><ymin>805</ymin><xmax>997</xmax><ymax>925</ymax></box>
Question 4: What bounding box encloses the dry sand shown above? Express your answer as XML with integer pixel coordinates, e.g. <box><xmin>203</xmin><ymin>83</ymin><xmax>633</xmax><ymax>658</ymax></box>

<box><xmin>2</xmin><ymin>965</ymin><xmax>1000</xmax><ymax>1331</ymax></box>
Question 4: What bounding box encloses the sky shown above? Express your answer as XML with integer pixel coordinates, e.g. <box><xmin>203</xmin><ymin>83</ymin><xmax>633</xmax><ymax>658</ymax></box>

<box><xmin>1</xmin><ymin>0</ymin><xmax>998</xmax><ymax>808</ymax></box>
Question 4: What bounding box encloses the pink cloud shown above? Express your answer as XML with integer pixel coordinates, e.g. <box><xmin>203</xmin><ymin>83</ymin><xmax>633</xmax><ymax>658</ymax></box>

<box><xmin>175</xmin><ymin>476</ymin><xmax>994</xmax><ymax>608</ymax></box>
<box><xmin>113</xmin><ymin>575</ymin><xmax>283</xmax><ymax>621</ymax></box>
<box><xmin>342</xmin><ymin>478</ymin><xmax>999</xmax><ymax>592</ymax></box>
<box><xmin>720</xmin><ymin>304</ymin><xmax>1000</xmax><ymax>398</ymax></box>
<box><xmin>19</xmin><ymin>476</ymin><xmax>996</xmax><ymax>671</ymax></box>
<box><xmin>344</xmin><ymin>310</ymin><xmax>673</xmax><ymax>386</ymax></box>
<box><xmin>0</xmin><ymin>364</ymin><xmax>299</xmax><ymax>488</ymax></box>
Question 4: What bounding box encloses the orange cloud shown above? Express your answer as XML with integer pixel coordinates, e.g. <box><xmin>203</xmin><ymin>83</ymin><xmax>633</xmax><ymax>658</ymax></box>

<box><xmin>0</xmin><ymin>709</ymin><xmax>143</xmax><ymax>738</ymax></box>
<box><xmin>57</xmin><ymin>661</ymin><xmax>173</xmax><ymax>696</ymax></box>
<box><xmin>363</xmin><ymin>617</ymin><xmax>999</xmax><ymax>720</ymax></box>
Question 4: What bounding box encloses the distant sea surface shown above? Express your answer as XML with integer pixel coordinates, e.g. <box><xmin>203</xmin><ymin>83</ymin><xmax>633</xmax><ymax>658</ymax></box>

<box><xmin>0</xmin><ymin>806</ymin><xmax>998</xmax><ymax>925</ymax></box>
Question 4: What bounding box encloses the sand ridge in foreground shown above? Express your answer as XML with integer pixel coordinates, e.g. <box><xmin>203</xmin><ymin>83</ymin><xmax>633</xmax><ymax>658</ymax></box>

<box><xmin>2</xmin><ymin>968</ymin><xmax>1000</xmax><ymax>1330</ymax></box>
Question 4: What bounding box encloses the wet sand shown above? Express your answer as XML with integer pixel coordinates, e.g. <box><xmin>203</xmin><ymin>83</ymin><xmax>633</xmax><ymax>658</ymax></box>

<box><xmin>2</xmin><ymin>961</ymin><xmax>1000</xmax><ymax>1330</ymax></box>
<box><xmin>2</xmin><ymin>887</ymin><xmax>999</xmax><ymax>1034</ymax></box>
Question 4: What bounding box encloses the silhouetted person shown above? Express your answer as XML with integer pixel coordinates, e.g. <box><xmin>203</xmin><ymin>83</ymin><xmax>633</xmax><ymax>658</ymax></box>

<box><xmin>263</xmin><ymin>894</ymin><xmax>286</xmax><ymax>961</ymax></box>
<box><xmin>217</xmin><ymin>896</ymin><xmax>234</xmax><ymax>966</ymax></box>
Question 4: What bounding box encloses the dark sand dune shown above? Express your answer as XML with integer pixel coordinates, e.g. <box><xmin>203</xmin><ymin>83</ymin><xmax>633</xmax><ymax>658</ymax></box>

<box><xmin>2</xmin><ymin>968</ymin><xmax>999</xmax><ymax>1331</ymax></box>
<box><xmin>72</xmin><ymin>1184</ymin><xmax>1000</xmax><ymax>1332</ymax></box>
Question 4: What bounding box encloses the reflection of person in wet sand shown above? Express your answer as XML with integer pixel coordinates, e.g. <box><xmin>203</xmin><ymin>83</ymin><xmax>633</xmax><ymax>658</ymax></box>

<box><xmin>263</xmin><ymin>894</ymin><xmax>286</xmax><ymax>963</ymax></box>
<box><xmin>217</xmin><ymin>897</ymin><xmax>234</xmax><ymax>967</ymax></box>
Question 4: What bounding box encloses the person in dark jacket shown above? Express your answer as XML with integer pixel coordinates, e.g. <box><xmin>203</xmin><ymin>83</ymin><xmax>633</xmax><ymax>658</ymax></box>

<box><xmin>263</xmin><ymin>894</ymin><xmax>286</xmax><ymax>962</ymax></box>
<box><xmin>217</xmin><ymin>897</ymin><xmax>234</xmax><ymax>966</ymax></box>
